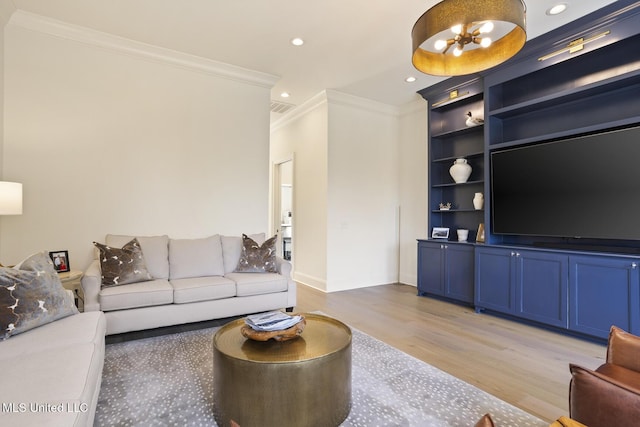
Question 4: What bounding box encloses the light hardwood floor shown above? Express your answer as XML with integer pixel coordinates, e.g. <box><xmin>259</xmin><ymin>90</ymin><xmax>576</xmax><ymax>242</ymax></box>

<box><xmin>294</xmin><ymin>283</ymin><xmax>607</xmax><ymax>423</ymax></box>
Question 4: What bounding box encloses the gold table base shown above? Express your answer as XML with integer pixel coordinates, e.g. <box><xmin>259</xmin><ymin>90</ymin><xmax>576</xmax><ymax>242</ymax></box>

<box><xmin>213</xmin><ymin>313</ymin><xmax>352</xmax><ymax>427</ymax></box>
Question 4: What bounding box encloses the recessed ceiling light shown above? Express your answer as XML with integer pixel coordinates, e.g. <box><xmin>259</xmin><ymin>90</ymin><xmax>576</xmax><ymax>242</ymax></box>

<box><xmin>405</xmin><ymin>76</ymin><xmax>417</xmax><ymax>83</ymax></box>
<box><xmin>280</xmin><ymin>92</ymin><xmax>290</xmax><ymax>98</ymax></box>
<box><xmin>546</xmin><ymin>3</ymin><xmax>567</xmax><ymax>16</ymax></box>
<box><xmin>290</xmin><ymin>38</ymin><xmax>304</xmax><ymax>46</ymax></box>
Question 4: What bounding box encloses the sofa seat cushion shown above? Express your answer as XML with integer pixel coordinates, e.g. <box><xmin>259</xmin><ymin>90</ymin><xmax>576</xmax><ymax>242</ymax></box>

<box><xmin>1</xmin><ymin>342</ymin><xmax>100</xmax><ymax>401</ymax></box>
<box><xmin>99</xmin><ymin>279</ymin><xmax>173</xmax><ymax>311</ymax></box>
<box><xmin>225</xmin><ymin>272</ymin><xmax>288</xmax><ymax>297</ymax></box>
<box><xmin>0</xmin><ymin>312</ymin><xmax>105</xmax><ymax>426</ymax></box>
<box><xmin>0</xmin><ymin>312</ymin><xmax>105</xmax><ymax>360</ymax></box>
<box><xmin>171</xmin><ymin>276</ymin><xmax>236</xmax><ymax>304</ymax></box>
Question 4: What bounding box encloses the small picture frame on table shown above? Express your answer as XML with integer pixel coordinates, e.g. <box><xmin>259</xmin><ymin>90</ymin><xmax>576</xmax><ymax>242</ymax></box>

<box><xmin>432</xmin><ymin>227</ymin><xmax>450</xmax><ymax>239</ymax></box>
<box><xmin>50</xmin><ymin>250</ymin><xmax>70</xmax><ymax>273</ymax></box>
<box><xmin>476</xmin><ymin>224</ymin><xmax>485</xmax><ymax>243</ymax></box>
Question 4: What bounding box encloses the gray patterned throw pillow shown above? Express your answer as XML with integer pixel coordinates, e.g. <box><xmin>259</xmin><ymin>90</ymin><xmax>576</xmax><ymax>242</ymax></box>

<box><xmin>0</xmin><ymin>252</ymin><xmax>78</xmax><ymax>340</ymax></box>
<box><xmin>94</xmin><ymin>238</ymin><xmax>153</xmax><ymax>287</ymax></box>
<box><xmin>235</xmin><ymin>233</ymin><xmax>278</xmax><ymax>273</ymax></box>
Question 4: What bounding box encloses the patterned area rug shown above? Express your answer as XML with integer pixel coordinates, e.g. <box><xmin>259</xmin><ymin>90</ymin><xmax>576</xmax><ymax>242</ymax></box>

<box><xmin>96</xmin><ymin>322</ymin><xmax>547</xmax><ymax>427</ymax></box>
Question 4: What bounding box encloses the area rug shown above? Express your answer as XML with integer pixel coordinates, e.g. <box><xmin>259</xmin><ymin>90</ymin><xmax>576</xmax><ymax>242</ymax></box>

<box><xmin>95</xmin><ymin>322</ymin><xmax>548</xmax><ymax>427</ymax></box>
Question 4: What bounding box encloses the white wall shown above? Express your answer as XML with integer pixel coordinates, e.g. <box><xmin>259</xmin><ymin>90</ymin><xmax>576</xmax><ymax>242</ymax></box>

<box><xmin>1</xmin><ymin>13</ymin><xmax>277</xmax><ymax>268</ymax></box>
<box><xmin>270</xmin><ymin>94</ymin><xmax>328</xmax><ymax>290</ymax></box>
<box><xmin>326</xmin><ymin>91</ymin><xmax>400</xmax><ymax>291</ymax></box>
<box><xmin>398</xmin><ymin>99</ymin><xmax>428</xmax><ymax>286</ymax></box>
<box><xmin>0</xmin><ymin>1</ymin><xmax>16</xmax><ymax>249</ymax></box>
<box><xmin>271</xmin><ymin>90</ymin><xmax>405</xmax><ymax>292</ymax></box>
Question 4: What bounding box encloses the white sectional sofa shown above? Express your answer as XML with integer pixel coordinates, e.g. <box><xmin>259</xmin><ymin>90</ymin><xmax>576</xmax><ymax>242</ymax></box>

<box><xmin>82</xmin><ymin>233</ymin><xmax>296</xmax><ymax>335</ymax></box>
<box><xmin>0</xmin><ymin>311</ymin><xmax>106</xmax><ymax>427</ymax></box>
<box><xmin>1</xmin><ymin>251</ymin><xmax>106</xmax><ymax>427</ymax></box>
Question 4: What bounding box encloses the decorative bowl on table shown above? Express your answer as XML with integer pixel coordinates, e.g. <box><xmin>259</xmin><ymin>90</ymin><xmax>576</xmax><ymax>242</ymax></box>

<box><xmin>241</xmin><ymin>311</ymin><xmax>306</xmax><ymax>341</ymax></box>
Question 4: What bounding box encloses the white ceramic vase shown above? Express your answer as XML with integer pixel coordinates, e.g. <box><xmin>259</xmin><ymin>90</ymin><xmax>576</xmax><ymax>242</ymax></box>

<box><xmin>473</xmin><ymin>192</ymin><xmax>484</xmax><ymax>210</ymax></box>
<box><xmin>449</xmin><ymin>158</ymin><xmax>472</xmax><ymax>183</ymax></box>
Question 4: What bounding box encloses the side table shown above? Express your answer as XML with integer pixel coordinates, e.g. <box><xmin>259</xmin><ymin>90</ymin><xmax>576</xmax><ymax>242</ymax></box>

<box><xmin>59</xmin><ymin>270</ymin><xmax>84</xmax><ymax>311</ymax></box>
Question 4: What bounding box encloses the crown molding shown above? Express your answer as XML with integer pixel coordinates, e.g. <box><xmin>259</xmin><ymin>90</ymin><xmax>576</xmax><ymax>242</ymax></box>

<box><xmin>270</xmin><ymin>90</ymin><xmax>328</xmax><ymax>133</ymax></box>
<box><xmin>271</xmin><ymin>89</ymin><xmax>403</xmax><ymax>133</ymax></box>
<box><xmin>325</xmin><ymin>89</ymin><xmax>400</xmax><ymax>117</ymax></box>
<box><xmin>8</xmin><ymin>10</ymin><xmax>279</xmax><ymax>88</ymax></box>
<box><xmin>0</xmin><ymin>1</ymin><xmax>16</xmax><ymax>28</ymax></box>
<box><xmin>398</xmin><ymin>97</ymin><xmax>427</xmax><ymax>117</ymax></box>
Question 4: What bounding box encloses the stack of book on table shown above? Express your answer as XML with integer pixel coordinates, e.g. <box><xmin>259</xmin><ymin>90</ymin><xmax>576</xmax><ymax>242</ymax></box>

<box><xmin>245</xmin><ymin>311</ymin><xmax>303</xmax><ymax>331</ymax></box>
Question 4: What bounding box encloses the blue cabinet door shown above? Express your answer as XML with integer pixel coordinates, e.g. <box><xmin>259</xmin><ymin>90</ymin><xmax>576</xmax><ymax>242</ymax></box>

<box><xmin>569</xmin><ymin>256</ymin><xmax>640</xmax><ymax>339</ymax></box>
<box><xmin>418</xmin><ymin>241</ymin><xmax>445</xmax><ymax>295</ymax></box>
<box><xmin>444</xmin><ymin>244</ymin><xmax>474</xmax><ymax>303</ymax></box>
<box><xmin>475</xmin><ymin>247</ymin><xmax>515</xmax><ymax>314</ymax></box>
<box><xmin>515</xmin><ymin>250</ymin><xmax>568</xmax><ymax>328</ymax></box>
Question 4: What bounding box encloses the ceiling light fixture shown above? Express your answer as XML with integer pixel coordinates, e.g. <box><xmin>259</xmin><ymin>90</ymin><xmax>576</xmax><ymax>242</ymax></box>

<box><xmin>412</xmin><ymin>0</ymin><xmax>527</xmax><ymax>76</ymax></box>
<box><xmin>290</xmin><ymin>38</ymin><xmax>304</xmax><ymax>46</ymax></box>
<box><xmin>405</xmin><ymin>76</ymin><xmax>417</xmax><ymax>83</ymax></box>
<box><xmin>546</xmin><ymin>3</ymin><xmax>567</xmax><ymax>16</ymax></box>
<box><xmin>280</xmin><ymin>92</ymin><xmax>290</xmax><ymax>98</ymax></box>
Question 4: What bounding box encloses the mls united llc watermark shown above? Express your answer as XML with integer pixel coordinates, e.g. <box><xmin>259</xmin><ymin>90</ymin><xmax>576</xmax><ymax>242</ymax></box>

<box><xmin>2</xmin><ymin>402</ymin><xmax>89</xmax><ymax>413</ymax></box>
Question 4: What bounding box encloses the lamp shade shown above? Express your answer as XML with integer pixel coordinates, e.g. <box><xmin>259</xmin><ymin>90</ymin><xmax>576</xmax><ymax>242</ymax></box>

<box><xmin>0</xmin><ymin>181</ymin><xmax>23</xmax><ymax>215</ymax></box>
<box><xmin>412</xmin><ymin>0</ymin><xmax>527</xmax><ymax>76</ymax></box>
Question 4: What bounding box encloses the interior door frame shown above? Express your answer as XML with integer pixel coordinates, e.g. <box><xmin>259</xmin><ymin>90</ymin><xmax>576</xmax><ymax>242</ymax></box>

<box><xmin>271</xmin><ymin>154</ymin><xmax>295</xmax><ymax>263</ymax></box>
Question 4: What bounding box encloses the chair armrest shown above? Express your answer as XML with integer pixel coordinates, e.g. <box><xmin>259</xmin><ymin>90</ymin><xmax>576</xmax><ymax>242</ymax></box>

<box><xmin>570</xmin><ymin>363</ymin><xmax>640</xmax><ymax>427</ymax></box>
<box><xmin>81</xmin><ymin>259</ymin><xmax>102</xmax><ymax>312</ymax></box>
<box><xmin>276</xmin><ymin>256</ymin><xmax>292</xmax><ymax>277</ymax></box>
<box><xmin>607</xmin><ymin>325</ymin><xmax>640</xmax><ymax>372</ymax></box>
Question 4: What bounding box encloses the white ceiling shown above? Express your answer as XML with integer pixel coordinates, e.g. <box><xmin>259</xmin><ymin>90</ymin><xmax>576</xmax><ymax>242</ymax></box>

<box><xmin>9</xmin><ymin>0</ymin><xmax>617</xmax><ymax>114</ymax></box>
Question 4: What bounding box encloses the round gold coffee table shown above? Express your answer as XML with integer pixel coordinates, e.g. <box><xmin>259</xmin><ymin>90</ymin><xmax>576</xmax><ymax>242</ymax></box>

<box><xmin>213</xmin><ymin>313</ymin><xmax>352</xmax><ymax>427</ymax></box>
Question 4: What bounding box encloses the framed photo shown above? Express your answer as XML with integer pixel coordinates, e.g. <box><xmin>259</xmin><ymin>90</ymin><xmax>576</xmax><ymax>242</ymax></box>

<box><xmin>50</xmin><ymin>250</ymin><xmax>70</xmax><ymax>273</ymax></box>
<box><xmin>476</xmin><ymin>223</ymin><xmax>485</xmax><ymax>243</ymax></box>
<box><xmin>432</xmin><ymin>227</ymin><xmax>450</xmax><ymax>239</ymax></box>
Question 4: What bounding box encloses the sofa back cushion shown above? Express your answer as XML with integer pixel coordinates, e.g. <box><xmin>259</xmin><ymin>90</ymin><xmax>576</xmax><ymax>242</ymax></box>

<box><xmin>169</xmin><ymin>235</ymin><xmax>225</xmax><ymax>280</ymax></box>
<box><xmin>106</xmin><ymin>235</ymin><xmax>169</xmax><ymax>279</ymax></box>
<box><xmin>221</xmin><ymin>233</ymin><xmax>265</xmax><ymax>274</ymax></box>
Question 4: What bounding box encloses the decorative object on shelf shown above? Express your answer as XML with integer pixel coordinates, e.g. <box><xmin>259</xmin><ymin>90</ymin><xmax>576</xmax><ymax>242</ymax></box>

<box><xmin>432</xmin><ymin>227</ymin><xmax>450</xmax><ymax>239</ymax></box>
<box><xmin>466</xmin><ymin>111</ymin><xmax>484</xmax><ymax>127</ymax></box>
<box><xmin>439</xmin><ymin>202</ymin><xmax>452</xmax><ymax>211</ymax></box>
<box><xmin>476</xmin><ymin>223</ymin><xmax>486</xmax><ymax>243</ymax></box>
<box><xmin>449</xmin><ymin>158</ymin><xmax>472</xmax><ymax>183</ymax></box>
<box><xmin>49</xmin><ymin>250</ymin><xmax>70</xmax><ymax>273</ymax></box>
<box><xmin>457</xmin><ymin>229</ymin><xmax>469</xmax><ymax>242</ymax></box>
<box><xmin>411</xmin><ymin>0</ymin><xmax>527</xmax><ymax>76</ymax></box>
<box><xmin>473</xmin><ymin>192</ymin><xmax>484</xmax><ymax>210</ymax></box>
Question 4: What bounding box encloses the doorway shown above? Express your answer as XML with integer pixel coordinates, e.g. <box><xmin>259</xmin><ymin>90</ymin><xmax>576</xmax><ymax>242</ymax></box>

<box><xmin>273</xmin><ymin>159</ymin><xmax>293</xmax><ymax>263</ymax></box>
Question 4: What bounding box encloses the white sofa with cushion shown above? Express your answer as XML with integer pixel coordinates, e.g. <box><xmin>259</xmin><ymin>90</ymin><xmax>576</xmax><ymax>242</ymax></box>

<box><xmin>0</xmin><ymin>252</ymin><xmax>106</xmax><ymax>427</ymax></box>
<box><xmin>82</xmin><ymin>233</ymin><xmax>296</xmax><ymax>335</ymax></box>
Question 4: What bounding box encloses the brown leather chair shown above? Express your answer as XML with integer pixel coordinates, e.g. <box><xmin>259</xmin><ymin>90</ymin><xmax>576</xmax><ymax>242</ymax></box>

<box><xmin>569</xmin><ymin>325</ymin><xmax>640</xmax><ymax>427</ymax></box>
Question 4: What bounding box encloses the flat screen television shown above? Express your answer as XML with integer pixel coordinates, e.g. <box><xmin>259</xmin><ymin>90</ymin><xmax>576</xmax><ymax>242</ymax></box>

<box><xmin>490</xmin><ymin>125</ymin><xmax>640</xmax><ymax>242</ymax></box>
